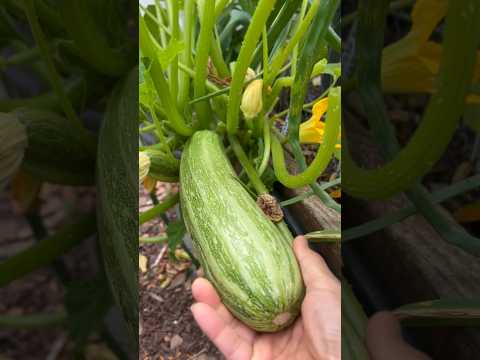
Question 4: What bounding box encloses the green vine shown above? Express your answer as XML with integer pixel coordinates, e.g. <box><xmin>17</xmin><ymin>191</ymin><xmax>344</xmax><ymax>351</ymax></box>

<box><xmin>226</xmin><ymin>0</ymin><xmax>277</xmax><ymax>135</ymax></box>
<box><xmin>343</xmin><ymin>0</ymin><xmax>480</xmax><ymax>199</ymax></box>
<box><xmin>272</xmin><ymin>86</ymin><xmax>341</xmax><ymax>188</ymax></box>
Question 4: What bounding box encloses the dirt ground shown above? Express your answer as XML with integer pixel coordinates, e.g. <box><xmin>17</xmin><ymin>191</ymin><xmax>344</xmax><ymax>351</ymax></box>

<box><xmin>139</xmin><ymin>184</ymin><xmax>223</xmax><ymax>360</ymax></box>
<box><xmin>0</xmin><ymin>185</ymin><xmax>103</xmax><ymax>360</ymax></box>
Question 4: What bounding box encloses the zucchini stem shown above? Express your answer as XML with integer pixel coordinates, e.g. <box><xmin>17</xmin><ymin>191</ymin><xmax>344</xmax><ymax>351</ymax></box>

<box><xmin>139</xmin><ymin>193</ymin><xmax>179</xmax><ymax>225</ymax></box>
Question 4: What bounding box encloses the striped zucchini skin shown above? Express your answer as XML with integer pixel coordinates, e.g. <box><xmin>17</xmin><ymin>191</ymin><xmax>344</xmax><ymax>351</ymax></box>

<box><xmin>180</xmin><ymin>130</ymin><xmax>305</xmax><ymax>332</ymax></box>
<box><xmin>96</xmin><ymin>67</ymin><xmax>138</xmax><ymax>353</ymax></box>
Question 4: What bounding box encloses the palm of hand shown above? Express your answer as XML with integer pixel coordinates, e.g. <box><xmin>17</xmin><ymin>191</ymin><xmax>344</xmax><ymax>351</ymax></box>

<box><xmin>191</xmin><ymin>237</ymin><xmax>341</xmax><ymax>360</ymax></box>
<box><xmin>191</xmin><ymin>278</ymin><xmax>309</xmax><ymax>360</ymax></box>
<box><xmin>191</xmin><ymin>278</ymin><xmax>340</xmax><ymax>360</ymax></box>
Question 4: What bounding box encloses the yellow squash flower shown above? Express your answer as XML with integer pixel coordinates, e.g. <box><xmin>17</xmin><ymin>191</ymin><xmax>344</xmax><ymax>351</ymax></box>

<box><xmin>241</xmin><ymin>79</ymin><xmax>264</xmax><ymax>119</ymax></box>
<box><xmin>299</xmin><ymin>97</ymin><xmax>341</xmax><ymax>150</ymax></box>
<box><xmin>381</xmin><ymin>0</ymin><xmax>480</xmax><ymax>103</ymax></box>
<box><xmin>139</xmin><ymin>151</ymin><xmax>150</xmax><ymax>185</ymax></box>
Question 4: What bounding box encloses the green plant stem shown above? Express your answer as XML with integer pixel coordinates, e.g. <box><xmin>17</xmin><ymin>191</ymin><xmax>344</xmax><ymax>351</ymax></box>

<box><xmin>154</xmin><ymin>0</ymin><xmax>169</xmax><ymax>47</ymax></box>
<box><xmin>178</xmin><ymin>0</ymin><xmax>195</xmax><ymax>110</ymax></box>
<box><xmin>265</xmin><ymin>0</ymin><xmax>321</xmax><ymax>87</ymax></box>
<box><xmin>0</xmin><ymin>44</ymin><xmax>48</xmax><ymax>68</ymax></box>
<box><xmin>151</xmin><ymin>63</ymin><xmax>192</xmax><ymax>136</ymax></box>
<box><xmin>266</xmin><ymin>59</ymin><xmax>331</xmax><ymax>112</ymax></box>
<box><xmin>305</xmin><ymin>229</ymin><xmax>341</xmax><ymax>242</ymax></box>
<box><xmin>178</xmin><ymin>62</ymin><xmax>223</xmax><ymax>95</ymax></box>
<box><xmin>140</xmin><ymin>123</ymin><xmax>157</xmax><ymax>133</ymax></box>
<box><xmin>194</xmin><ymin>0</ymin><xmax>216</xmax><ymax>129</ymax></box>
<box><xmin>167</xmin><ymin>0</ymin><xmax>180</xmax><ymax>98</ymax></box>
<box><xmin>226</xmin><ymin>0</ymin><xmax>278</xmax><ymax>135</ymax></box>
<box><xmin>0</xmin><ymin>76</ymin><xmax>85</xmax><ymax>112</ymax></box>
<box><xmin>210</xmin><ymin>29</ymin><xmax>230</xmax><ymax>78</ymax></box>
<box><xmin>139</xmin><ymin>193</ymin><xmax>179</xmax><ymax>225</ymax></box>
<box><xmin>343</xmin><ymin>175</ymin><xmax>480</xmax><ymax>241</ymax></box>
<box><xmin>0</xmin><ymin>214</ymin><xmax>96</xmax><ymax>287</ymax></box>
<box><xmin>148</xmin><ymin>105</ymin><xmax>175</xmax><ymax>159</ymax></box>
<box><xmin>228</xmin><ymin>134</ymin><xmax>268</xmax><ymax>194</ymax></box>
<box><xmin>312</xmin><ymin>181</ymin><xmax>342</xmax><ymax>212</ymax></box>
<box><xmin>188</xmin><ymin>60</ymin><xmax>294</xmax><ymax>106</ymax></box>
<box><xmin>26</xmin><ymin>211</ymin><xmax>70</xmax><ymax>285</ymax></box>
<box><xmin>280</xmin><ymin>178</ymin><xmax>341</xmax><ymax>206</ymax></box>
<box><xmin>272</xmin><ymin>87</ymin><xmax>341</xmax><ymax>188</ymax></box>
<box><xmin>326</xmin><ymin>26</ymin><xmax>341</xmax><ymax>53</ymax></box>
<box><xmin>214</xmin><ymin>0</ymin><xmax>230</xmax><ymax>18</ymax></box>
<box><xmin>286</xmin><ymin>0</ymin><xmax>337</xmax><ymax>170</ymax></box>
<box><xmin>0</xmin><ymin>311</ymin><xmax>67</xmax><ymax>329</ymax></box>
<box><xmin>262</xmin><ymin>26</ymin><xmax>269</xmax><ymax>81</ymax></box>
<box><xmin>22</xmin><ymin>0</ymin><xmax>95</xmax><ymax>154</ymax></box>
<box><xmin>290</xmin><ymin>0</ymin><xmax>309</xmax><ymax>77</ymax></box>
<box><xmin>251</xmin><ymin>0</ymin><xmax>302</xmax><ymax>67</ymax></box>
<box><xmin>140</xmin><ymin>16</ymin><xmax>193</xmax><ymax>136</ymax></box>
<box><xmin>139</xmin><ymin>235</ymin><xmax>168</xmax><ymax>244</ymax></box>
<box><xmin>139</xmin><ymin>4</ymin><xmax>170</xmax><ymax>37</ymax></box>
<box><xmin>276</xmin><ymin>0</ymin><xmax>339</xmax><ymax>211</ymax></box>
<box><xmin>257</xmin><ymin>118</ymin><xmax>271</xmax><ymax>176</ymax></box>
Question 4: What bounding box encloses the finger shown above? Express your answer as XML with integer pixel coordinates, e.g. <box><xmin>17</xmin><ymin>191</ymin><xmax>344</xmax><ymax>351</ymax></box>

<box><xmin>191</xmin><ymin>278</ymin><xmax>256</xmax><ymax>342</ymax></box>
<box><xmin>293</xmin><ymin>236</ymin><xmax>338</xmax><ymax>289</ymax></box>
<box><xmin>191</xmin><ymin>303</ymin><xmax>253</xmax><ymax>360</ymax></box>
<box><xmin>367</xmin><ymin>312</ymin><xmax>431</xmax><ymax>360</ymax></box>
<box><xmin>192</xmin><ymin>278</ymin><xmax>222</xmax><ymax>307</ymax></box>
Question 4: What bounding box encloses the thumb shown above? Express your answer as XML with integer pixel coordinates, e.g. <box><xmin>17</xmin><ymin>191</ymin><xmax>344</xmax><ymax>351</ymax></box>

<box><xmin>293</xmin><ymin>235</ymin><xmax>338</xmax><ymax>290</ymax></box>
<box><xmin>367</xmin><ymin>312</ymin><xmax>431</xmax><ymax>360</ymax></box>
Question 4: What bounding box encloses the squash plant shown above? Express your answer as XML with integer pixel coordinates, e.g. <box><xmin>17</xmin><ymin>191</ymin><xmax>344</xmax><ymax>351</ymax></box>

<box><xmin>0</xmin><ymin>0</ymin><xmax>137</xmax><ymax>358</ymax></box>
<box><xmin>139</xmin><ymin>0</ymin><xmax>341</xmax><ymax>333</ymax></box>
<box><xmin>343</xmin><ymin>0</ymin><xmax>480</xmax><ymax>358</ymax></box>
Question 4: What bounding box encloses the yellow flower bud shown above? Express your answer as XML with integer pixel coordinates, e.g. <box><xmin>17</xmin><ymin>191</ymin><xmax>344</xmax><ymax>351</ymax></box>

<box><xmin>241</xmin><ymin>79</ymin><xmax>263</xmax><ymax>120</ymax></box>
<box><xmin>245</xmin><ymin>67</ymin><xmax>256</xmax><ymax>82</ymax></box>
<box><xmin>139</xmin><ymin>152</ymin><xmax>150</xmax><ymax>185</ymax></box>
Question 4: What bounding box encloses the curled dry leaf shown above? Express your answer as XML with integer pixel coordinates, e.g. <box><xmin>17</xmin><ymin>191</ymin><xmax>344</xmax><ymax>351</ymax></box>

<box><xmin>139</xmin><ymin>254</ymin><xmax>148</xmax><ymax>273</ymax></box>
<box><xmin>256</xmin><ymin>194</ymin><xmax>284</xmax><ymax>222</ymax></box>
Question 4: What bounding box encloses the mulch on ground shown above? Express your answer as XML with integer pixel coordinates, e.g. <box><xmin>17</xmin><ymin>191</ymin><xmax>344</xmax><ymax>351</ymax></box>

<box><xmin>139</xmin><ymin>183</ymin><xmax>224</xmax><ymax>360</ymax></box>
<box><xmin>0</xmin><ymin>185</ymin><xmax>101</xmax><ymax>360</ymax></box>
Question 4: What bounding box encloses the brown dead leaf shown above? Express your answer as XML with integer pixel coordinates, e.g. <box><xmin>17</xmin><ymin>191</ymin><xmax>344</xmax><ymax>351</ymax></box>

<box><xmin>168</xmin><ymin>272</ymin><xmax>187</xmax><ymax>289</ymax></box>
<box><xmin>139</xmin><ymin>254</ymin><xmax>148</xmax><ymax>273</ymax></box>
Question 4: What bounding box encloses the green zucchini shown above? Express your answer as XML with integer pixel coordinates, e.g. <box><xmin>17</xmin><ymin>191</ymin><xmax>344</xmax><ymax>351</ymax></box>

<box><xmin>14</xmin><ymin>109</ymin><xmax>95</xmax><ymax>185</ymax></box>
<box><xmin>180</xmin><ymin>130</ymin><xmax>304</xmax><ymax>332</ymax></box>
<box><xmin>96</xmin><ymin>67</ymin><xmax>138</xmax><ymax>352</ymax></box>
<box><xmin>144</xmin><ymin>148</ymin><xmax>179</xmax><ymax>182</ymax></box>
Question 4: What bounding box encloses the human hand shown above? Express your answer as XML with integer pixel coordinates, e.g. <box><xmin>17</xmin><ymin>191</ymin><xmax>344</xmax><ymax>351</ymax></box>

<box><xmin>367</xmin><ymin>311</ymin><xmax>431</xmax><ymax>360</ymax></box>
<box><xmin>190</xmin><ymin>236</ymin><xmax>340</xmax><ymax>360</ymax></box>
